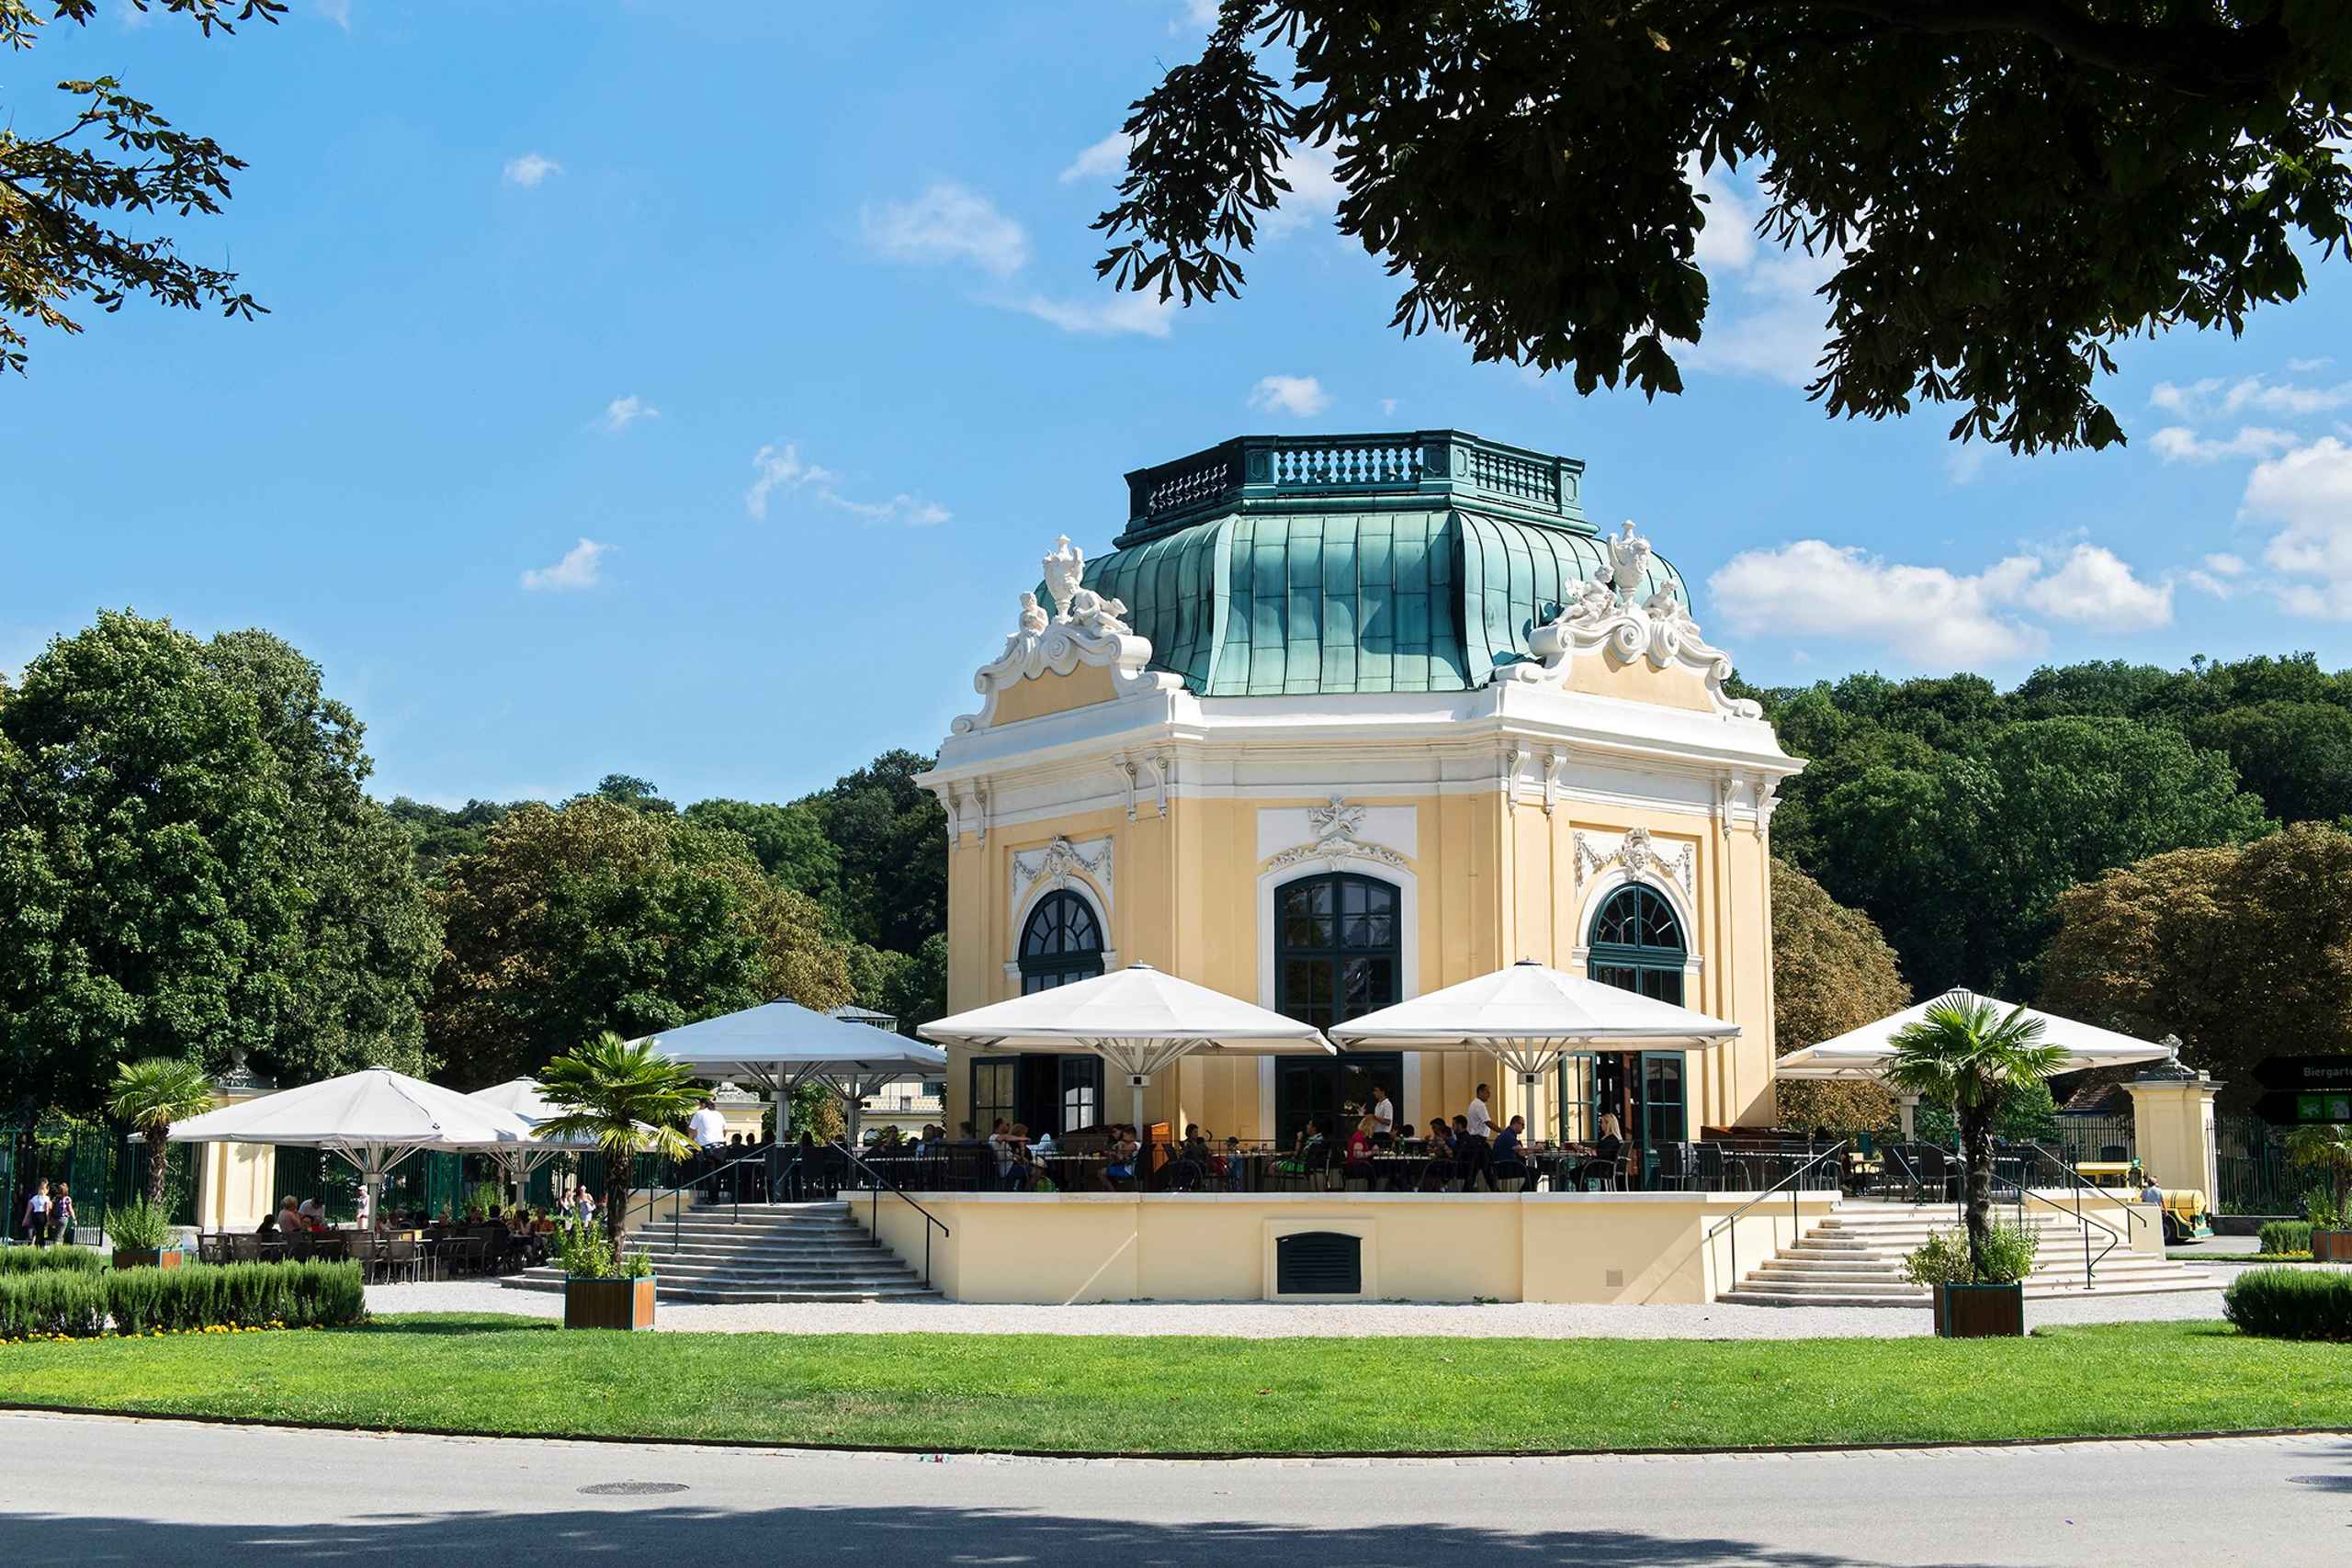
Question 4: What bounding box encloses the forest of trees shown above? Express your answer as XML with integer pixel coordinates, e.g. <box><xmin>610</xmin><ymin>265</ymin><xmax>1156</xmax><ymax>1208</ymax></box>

<box><xmin>3</xmin><ymin>612</ymin><xmax>2345</xmax><ymax>1122</ymax></box>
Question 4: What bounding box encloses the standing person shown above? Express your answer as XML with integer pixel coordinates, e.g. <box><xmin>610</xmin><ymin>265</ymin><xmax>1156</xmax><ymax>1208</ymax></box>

<box><xmin>1368</xmin><ymin>1083</ymin><xmax>1395</xmax><ymax>1138</ymax></box>
<box><xmin>20</xmin><ymin>1179</ymin><xmax>51</xmax><ymax>1247</ymax></box>
<box><xmin>49</xmin><ymin>1182</ymin><xmax>76</xmax><ymax>1247</ymax></box>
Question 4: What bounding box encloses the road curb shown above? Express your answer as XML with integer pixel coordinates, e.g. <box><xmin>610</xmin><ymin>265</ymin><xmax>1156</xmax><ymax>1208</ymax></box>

<box><xmin>2</xmin><ymin>1401</ymin><xmax>2346</xmax><ymax>1462</ymax></box>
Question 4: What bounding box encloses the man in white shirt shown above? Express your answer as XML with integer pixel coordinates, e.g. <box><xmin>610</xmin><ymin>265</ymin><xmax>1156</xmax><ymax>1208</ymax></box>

<box><xmin>1369</xmin><ymin>1085</ymin><xmax>1395</xmax><ymax>1138</ymax></box>
<box><xmin>1464</xmin><ymin>1085</ymin><xmax>1493</xmax><ymax>1139</ymax></box>
<box><xmin>688</xmin><ymin>1100</ymin><xmax>728</xmax><ymax>1150</ymax></box>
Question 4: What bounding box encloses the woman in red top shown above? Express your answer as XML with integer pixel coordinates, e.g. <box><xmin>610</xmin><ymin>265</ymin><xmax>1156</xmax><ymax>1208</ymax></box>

<box><xmin>1342</xmin><ymin>1115</ymin><xmax>1378</xmax><ymax>1188</ymax></box>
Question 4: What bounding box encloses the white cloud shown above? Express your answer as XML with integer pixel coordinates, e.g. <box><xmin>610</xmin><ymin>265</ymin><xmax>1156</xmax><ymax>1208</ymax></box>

<box><xmin>1684</xmin><ymin>154</ymin><xmax>1759</xmax><ymax>273</ymax></box>
<box><xmin>1708</xmin><ymin>537</ymin><xmax>2182</xmax><ymax>667</ymax></box>
<box><xmin>1012</xmin><ymin>291</ymin><xmax>1176</xmax><ymax>338</ymax></box>
<box><xmin>597</xmin><ymin>395</ymin><xmax>659</xmax><ymax>434</ymax></box>
<box><xmin>745</xmin><ymin>443</ymin><xmax>841</xmax><ymax>520</ymax></box>
<box><xmin>1247</xmin><ymin>374</ymin><xmax>1331</xmax><ymax>418</ymax></box>
<box><xmin>745</xmin><ymin>442</ymin><xmax>949</xmax><ymax>527</ymax></box>
<box><xmin>2148</xmin><ymin>374</ymin><xmax>2352</xmax><ymax>422</ymax></box>
<box><xmin>2205</xmin><ymin>552</ymin><xmax>2248</xmax><ymax>576</ymax></box>
<box><xmin>860</xmin><ymin>182</ymin><xmax>1030</xmax><ymax>278</ymax></box>
<box><xmin>1172</xmin><ymin>0</ymin><xmax>1219</xmax><ymax>32</ymax></box>
<box><xmin>1059</xmin><ymin>130</ymin><xmax>1133</xmax><ymax>185</ymax></box>
<box><xmin>503</xmin><ymin>152</ymin><xmax>561</xmax><ymax>188</ymax></box>
<box><xmin>520</xmin><ymin>538</ymin><xmax>608</xmax><ymax>593</ymax></box>
<box><xmin>1380</xmin><ymin>398</ymin><xmax>1399</xmax><ymax>416</ymax></box>
<box><xmin>2149</xmin><ymin>424</ymin><xmax>2297</xmax><ymax>463</ymax></box>
<box><xmin>2289</xmin><ymin>356</ymin><xmax>2335</xmax><ymax>374</ymax></box>
<box><xmin>2240</xmin><ymin>435</ymin><xmax>2352</xmax><ymax>618</ymax></box>
<box><xmin>1260</xmin><ymin>141</ymin><xmax>1345</xmax><ymax>240</ymax></box>
<box><xmin>2018</xmin><ymin>544</ymin><xmax>2174</xmax><ymax>632</ymax></box>
<box><xmin>315</xmin><ymin>0</ymin><xmax>351</xmax><ymax>29</ymax></box>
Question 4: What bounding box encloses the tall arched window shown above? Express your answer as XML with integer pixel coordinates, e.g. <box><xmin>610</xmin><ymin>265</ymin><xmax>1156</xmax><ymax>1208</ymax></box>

<box><xmin>1018</xmin><ymin>890</ymin><xmax>1104</xmax><ymax>994</ymax></box>
<box><xmin>1587</xmin><ymin>884</ymin><xmax>1686</xmax><ymax>1004</ymax></box>
<box><xmin>1275</xmin><ymin>873</ymin><xmax>1399</xmax><ymax>1028</ymax></box>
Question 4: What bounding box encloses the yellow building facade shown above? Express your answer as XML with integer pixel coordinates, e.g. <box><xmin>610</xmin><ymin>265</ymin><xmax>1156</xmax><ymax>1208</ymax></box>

<box><xmin>921</xmin><ymin>433</ymin><xmax>1803</xmax><ymax>1171</ymax></box>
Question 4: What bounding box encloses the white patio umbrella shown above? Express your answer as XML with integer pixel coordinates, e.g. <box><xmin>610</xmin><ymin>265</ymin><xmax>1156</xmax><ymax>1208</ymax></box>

<box><xmin>1330</xmin><ymin>959</ymin><xmax>1741</xmax><ymax>1136</ymax></box>
<box><xmin>1774</xmin><ymin>994</ymin><xmax>2175</xmax><ymax>1080</ymax></box>
<box><xmin>167</xmin><ymin>1066</ymin><xmax>536</xmax><ymax>1222</ymax></box>
<box><xmin>461</xmin><ymin>1078</ymin><xmax>610</xmax><ymax>1204</ymax></box>
<box><xmin>635</xmin><ymin>998</ymin><xmax>946</xmax><ymax>1147</ymax></box>
<box><xmin>921</xmin><ymin>962</ymin><xmax>1335</xmax><ymax>1131</ymax></box>
<box><xmin>1774</xmin><ymin>992</ymin><xmax>2176</xmax><ymax>1138</ymax></box>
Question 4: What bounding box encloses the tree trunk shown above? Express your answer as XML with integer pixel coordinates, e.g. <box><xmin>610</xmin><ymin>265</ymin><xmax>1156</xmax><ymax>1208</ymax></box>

<box><xmin>144</xmin><ymin>1122</ymin><xmax>171</xmax><ymax>1209</ymax></box>
<box><xmin>1959</xmin><ymin>1098</ymin><xmax>1996</xmax><ymax>1281</ymax></box>
<box><xmin>605</xmin><ymin>1164</ymin><xmax>630</xmax><ymax>1253</ymax></box>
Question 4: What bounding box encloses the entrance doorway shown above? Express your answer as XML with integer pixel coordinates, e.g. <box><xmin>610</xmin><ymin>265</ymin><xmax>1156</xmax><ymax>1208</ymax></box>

<box><xmin>1274</xmin><ymin>1053</ymin><xmax>1405</xmax><ymax>1150</ymax></box>
<box><xmin>1575</xmin><ymin>883</ymin><xmax>1693</xmax><ymax>1186</ymax></box>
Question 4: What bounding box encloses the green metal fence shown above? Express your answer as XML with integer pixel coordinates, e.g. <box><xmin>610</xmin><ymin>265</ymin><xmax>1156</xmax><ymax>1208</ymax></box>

<box><xmin>4</xmin><ymin>1123</ymin><xmax>194</xmax><ymax>1242</ymax></box>
<box><xmin>2215</xmin><ymin>1113</ymin><xmax>2299</xmax><ymax>1215</ymax></box>
<box><xmin>2048</xmin><ymin>1113</ymin><xmax>2135</xmax><ymax>1168</ymax></box>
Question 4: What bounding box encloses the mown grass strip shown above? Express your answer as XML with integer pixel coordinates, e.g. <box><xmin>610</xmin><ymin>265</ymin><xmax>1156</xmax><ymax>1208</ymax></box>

<box><xmin>1</xmin><ymin>1314</ymin><xmax>2344</xmax><ymax>1455</ymax></box>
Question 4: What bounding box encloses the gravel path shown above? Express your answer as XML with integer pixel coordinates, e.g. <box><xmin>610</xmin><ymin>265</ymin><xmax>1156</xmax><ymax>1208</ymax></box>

<box><xmin>367</xmin><ymin>1275</ymin><xmax>2244</xmax><ymax>1338</ymax></box>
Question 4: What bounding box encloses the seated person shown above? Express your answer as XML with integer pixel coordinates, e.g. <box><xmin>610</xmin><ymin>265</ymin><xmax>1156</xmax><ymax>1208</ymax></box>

<box><xmin>1581</xmin><ymin>1112</ymin><xmax>1626</xmax><ymax>1190</ymax></box>
<box><xmin>1491</xmin><ymin>1115</ymin><xmax>1529</xmax><ymax>1184</ymax></box>
<box><xmin>1104</xmin><ymin>1124</ymin><xmax>1142</xmax><ymax>1189</ymax></box>
<box><xmin>1220</xmin><ymin>1134</ymin><xmax>1243</xmax><ymax>1191</ymax></box>
<box><xmin>1272</xmin><ymin>1120</ymin><xmax>1323</xmax><ymax>1179</ymax></box>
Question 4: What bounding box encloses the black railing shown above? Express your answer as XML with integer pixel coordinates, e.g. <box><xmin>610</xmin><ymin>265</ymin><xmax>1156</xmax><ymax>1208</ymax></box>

<box><xmin>629</xmin><ymin>1154</ymin><xmax>767</xmax><ymax>1255</ymax></box>
<box><xmin>1704</xmin><ymin>1140</ymin><xmax>1851</xmax><ymax>1292</ymax></box>
<box><xmin>829</xmin><ymin>1141</ymin><xmax>949</xmax><ymax>1287</ymax></box>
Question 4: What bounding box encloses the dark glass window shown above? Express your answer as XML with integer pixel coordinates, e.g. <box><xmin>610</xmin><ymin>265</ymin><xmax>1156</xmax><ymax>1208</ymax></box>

<box><xmin>1018</xmin><ymin>890</ymin><xmax>1104</xmax><ymax>995</ymax></box>
<box><xmin>1274</xmin><ymin>874</ymin><xmax>1399</xmax><ymax>1032</ymax></box>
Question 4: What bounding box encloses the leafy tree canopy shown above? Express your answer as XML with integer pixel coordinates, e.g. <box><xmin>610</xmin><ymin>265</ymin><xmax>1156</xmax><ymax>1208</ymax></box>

<box><xmin>0</xmin><ymin>612</ymin><xmax>435</xmax><ymax>1116</ymax></box>
<box><xmin>425</xmin><ymin>796</ymin><xmax>852</xmax><ymax>1089</ymax></box>
<box><xmin>1769</xmin><ymin>857</ymin><xmax>1906</xmax><ymax>1135</ymax></box>
<box><xmin>2</xmin><ymin>0</ymin><xmax>280</xmax><ymax>377</ymax></box>
<box><xmin>1099</xmin><ymin>2</ymin><xmax>2352</xmax><ymax>452</ymax></box>
<box><xmin>801</xmin><ymin>749</ymin><xmax>947</xmax><ymax>955</ymax></box>
<box><xmin>683</xmin><ymin>797</ymin><xmax>841</xmax><ymax>908</ymax></box>
<box><xmin>2039</xmin><ymin>822</ymin><xmax>2352</xmax><ymax>1106</ymax></box>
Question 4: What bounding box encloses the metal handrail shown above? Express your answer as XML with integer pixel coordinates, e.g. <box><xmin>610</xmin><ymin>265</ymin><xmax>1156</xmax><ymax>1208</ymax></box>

<box><xmin>1703</xmin><ymin>1138</ymin><xmax>1849</xmax><ymax>1295</ymax></box>
<box><xmin>2018</xmin><ymin>1141</ymin><xmax>2141</xmax><ymax>1288</ymax></box>
<box><xmin>629</xmin><ymin>1153</ymin><xmax>767</xmax><ymax>1255</ymax></box>
<box><xmin>830</xmin><ymin>1140</ymin><xmax>950</xmax><ymax>1288</ymax></box>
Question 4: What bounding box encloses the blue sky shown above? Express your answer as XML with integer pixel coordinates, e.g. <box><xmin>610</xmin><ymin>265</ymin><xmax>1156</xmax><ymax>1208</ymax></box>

<box><xmin>8</xmin><ymin>0</ymin><xmax>2352</xmax><ymax>807</ymax></box>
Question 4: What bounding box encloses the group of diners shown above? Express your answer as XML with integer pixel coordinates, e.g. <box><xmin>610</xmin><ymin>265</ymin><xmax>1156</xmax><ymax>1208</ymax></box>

<box><xmin>1277</xmin><ymin>1081</ymin><xmax>1630</xmax><ymax>1193</ymax></box>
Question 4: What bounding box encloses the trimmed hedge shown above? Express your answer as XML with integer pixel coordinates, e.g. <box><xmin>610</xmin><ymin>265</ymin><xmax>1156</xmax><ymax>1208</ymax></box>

<box><xmin>0</xmin><ymin>1247</ymin><xmax>107</xmax><ymax>1276</ymax></box>
<box><xmin>2223</xmin><ymin>1266</ymin><xmax>2352</xmax><ymax>1342</ymax></box>
<box><xmin>2257</xmin><ymin>1220</ymin><xmax>2314</xmax><ymax>1256</ymax></box>
<box><xmin>0</xmin><ymin>1261</ymin><xmax>365</xmax><ymax>1341</ymax></box>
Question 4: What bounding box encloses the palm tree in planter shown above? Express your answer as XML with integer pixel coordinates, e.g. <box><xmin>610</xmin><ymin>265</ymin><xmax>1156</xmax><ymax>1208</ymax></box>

<box><xmin>2287</xmin><ymin>1124</ymin><xmax>2352</xmax><ymax>1261</ymax></box>
<box><xmin>106</xmin><ymin>1056</ymin><xmax>216</xmax><ymax>1264</ymax></box>
<box><xmin>535</xmin><ymin>1033</ymin><xmax>698</xmax><ymax>1326</ymax></box>
<box><xmin>1886</xmin><ymin>993</ymin><xmax>2068</xmax><ymax>1336</ymax></box>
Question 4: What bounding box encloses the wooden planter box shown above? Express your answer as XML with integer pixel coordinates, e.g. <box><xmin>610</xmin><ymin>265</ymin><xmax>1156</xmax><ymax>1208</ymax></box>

<box><xmin>563</xmin><ymin>1276</ymin><xmax>656</xmax><ymax>1331</ymax></box>
<box><xmin>2312</xmin><ymin>1229</ymin><xmax>2352</xmax><ymax>1264</ymax></box>
<box><xmin>111</xmin><ymin>1248</ymin><xmax>183</xmax><ymax>1271</ymax></box>
<box><xmin>1932</xmin><ymin>1281</ymin><xmax>2025</xmax><ymax>1338</ymax></box>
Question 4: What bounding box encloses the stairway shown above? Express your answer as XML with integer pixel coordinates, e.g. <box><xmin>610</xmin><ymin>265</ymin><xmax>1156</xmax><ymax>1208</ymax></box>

<box><xmin>504</xmin><ymin>1201</ymin><xmax>943</xmax><ymax>1303</ymax></box>
<box><xmin>1718</xmin><ymin>1201</ymin><xmax>2222</xmax><ymax>1307</ymax></box>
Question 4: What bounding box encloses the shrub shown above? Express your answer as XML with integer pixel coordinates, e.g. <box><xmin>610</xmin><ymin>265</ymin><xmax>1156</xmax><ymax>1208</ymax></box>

<box><xmin>0</xmin><ymin>1270</ymin><xmax>108</xmax><ymax>1338</ymax></box>
<box><xmin>0</xmin><ymin>1247</ymin><xmax>107</xmax><ymax>1275</ymax></box>
<box><xmin>0</xmin><ymin>1260</ymin><xmax>366</xmax><ymax>1339</ymax></box>
<box><xmin>2224</xmin><ymin>1267</ymin><xmax>2352</xmax><ymax>1342</ymax></box>
<box><xmin>105</xmin><ymin>1201</ymin><xmax>175</xmax><ymax>1253</ymax></box>
<box><xmin>1903</xmin><ymin>1222</ymin><xmax>2039</xmax><ymax>1287</ymax></box>
<box><xmin>2301</xmin><ymin>1186</ymin><xmax>2345</xmax><ymax>1229</ymax></box>
<box><xmin>2258</xmin><ymin>1220</ymin><xmax>2314</xmax><ymax>1256</ymax></box>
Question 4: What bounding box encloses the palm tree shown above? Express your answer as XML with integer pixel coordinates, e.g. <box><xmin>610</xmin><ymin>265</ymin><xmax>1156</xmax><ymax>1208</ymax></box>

<box><xmin>2287</xmin><ymin>1123</ymin><xmax>2352</xmax><ymax>1222</ymax></box>
<box><xmin>1885</xmin><ymin>992</ymin><xmax>2069</xmax><ymax>1280</ymax></box>
<box><xmin>535</xmin><ymin>1032</ymin><xmax>699</xmax><ymax>1247</ymax></box>
<box><xmin>107</xmin><ymin>1056</ymin><xmax>217</xmax><ymax>1207</ymax></box>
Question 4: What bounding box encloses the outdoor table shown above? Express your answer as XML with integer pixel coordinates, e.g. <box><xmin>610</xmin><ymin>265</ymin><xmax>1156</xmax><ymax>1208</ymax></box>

<box><xmin>1365</xmin><ymin>1155</ymin><xmax>1430</xmax><ymax>1190</ymax></box>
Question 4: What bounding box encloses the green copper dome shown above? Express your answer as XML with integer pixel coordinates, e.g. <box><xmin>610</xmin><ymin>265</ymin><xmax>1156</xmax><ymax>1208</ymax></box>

<box><xmin>1077</xmin><ymin>432</ymin><xmax>1685</xmax><ymax>698</ymax></box>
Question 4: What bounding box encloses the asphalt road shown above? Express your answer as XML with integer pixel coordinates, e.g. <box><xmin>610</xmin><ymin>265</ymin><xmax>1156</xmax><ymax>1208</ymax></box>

<box><xmin>1</xmin><ymin>1411</ymin><xmax>2346</xmax><ymax>1566</ymax></box>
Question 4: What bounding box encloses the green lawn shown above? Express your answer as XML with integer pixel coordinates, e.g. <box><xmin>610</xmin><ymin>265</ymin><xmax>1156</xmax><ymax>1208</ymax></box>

<box><xmin>0</xmin><ymin>1314</ymin><xmax>2344</xmax><ymax>1453</ymax></box>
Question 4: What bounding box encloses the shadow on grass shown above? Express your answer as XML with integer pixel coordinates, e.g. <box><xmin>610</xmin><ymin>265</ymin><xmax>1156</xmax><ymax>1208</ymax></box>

<box><xmin>353</xmin><ymin>1314</ymin><xmax>557</xmax><ymax>1337</ymax></box>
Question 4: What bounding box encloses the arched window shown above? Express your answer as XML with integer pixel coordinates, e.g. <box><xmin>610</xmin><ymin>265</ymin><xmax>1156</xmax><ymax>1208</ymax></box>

<box><xmin>1274</xmin><ymin>873</ymin><xmax>1400</xmax><ymax>1029</ymax></box>
<box><xmin>1587</xmin><ymin>884</ymin><xmax>1686</xmax><ymax>1005</ymax></box>
<box><xmin>1018</xmin><ymin>890</ymin><xmax>1104</xmax><ymax>995</ymax></box>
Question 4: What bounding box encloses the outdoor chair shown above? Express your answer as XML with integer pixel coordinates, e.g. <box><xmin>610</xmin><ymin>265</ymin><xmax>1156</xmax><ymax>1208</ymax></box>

<box><xmin>1653</xmin><ymin>1143</ymin><xmax>1696</xmax><ymax>1191</ymax></box>
<box><xmin>197</xmin><ymin>1234</ymin><xmax>228</xmax><ymax>1266</ymax></box>
<box><xmin>227</xmin><ymin>1234</ymin><xmax>261</xmax><ymax>1264</ymax></box>
<box><xmin>381</xmin><ymin>1235</ymin><xmax>421</xmax><ymax>1284</ymax></box>
<box><xmin>2099</xmin><ymin>1145</ymin><xmax>2128</xmax><ymax>1164</ymax></box>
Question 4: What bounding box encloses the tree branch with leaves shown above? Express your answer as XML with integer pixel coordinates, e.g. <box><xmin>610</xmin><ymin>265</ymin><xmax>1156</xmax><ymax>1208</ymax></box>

<box><xmin>1095</xmin><ymin>1</ymin><xmax>2352</xmax><ymax>453</ymax></box>
<box><xmin>1</xmin><ymin>0</ymin><xmax>282</xmax><ymax>377</ymax></box>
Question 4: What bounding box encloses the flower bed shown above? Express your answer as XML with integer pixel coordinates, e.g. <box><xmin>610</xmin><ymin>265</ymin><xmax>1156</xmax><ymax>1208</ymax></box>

<box><xmin>2256</xmin><ymin>1220</ymin><xmax>2313</xmax><ymax>1257</ymax></box>
<box><xmin>0</xmin><ymin>1260</ymin><xmax>365</xmax><ymax>1342</ymax></box>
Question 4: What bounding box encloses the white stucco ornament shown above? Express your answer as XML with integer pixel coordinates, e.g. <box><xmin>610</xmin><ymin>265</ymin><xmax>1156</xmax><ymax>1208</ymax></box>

<box><xmin>951</xmin><ymin>539</ymin><xmax>1183</xmax><ymax>734</ymax></box>
<box><xmin>1261</xmin><ymin>794</ymin><xmax>1411</xmax><ymax>874</ymax></box>
<box><xmin>1011</xmin><ymin>833</ymin><xmax>1114</xmax><ymax>922</ymax></box>
<box><xmin>1500</xmin><ymin>520</ymin><xmax>1762</xmax><ymax>720</ymax></box>
<box><xmin>1574</xmin><ymin>826</ymin><xmax>1697</xmax><ymax>900</ymax></box>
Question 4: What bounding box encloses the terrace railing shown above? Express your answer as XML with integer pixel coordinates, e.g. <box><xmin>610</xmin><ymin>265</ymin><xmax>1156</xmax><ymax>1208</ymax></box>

<box><xmin>1119</xmin><ymin>431</ymin><xmax>1587</xmax><ymax>542</ymax></box>
<box><xmin>1702</xmin><ymin>1139</ymin><xmax>1850</xmax><ymax>1296</ymax></box>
